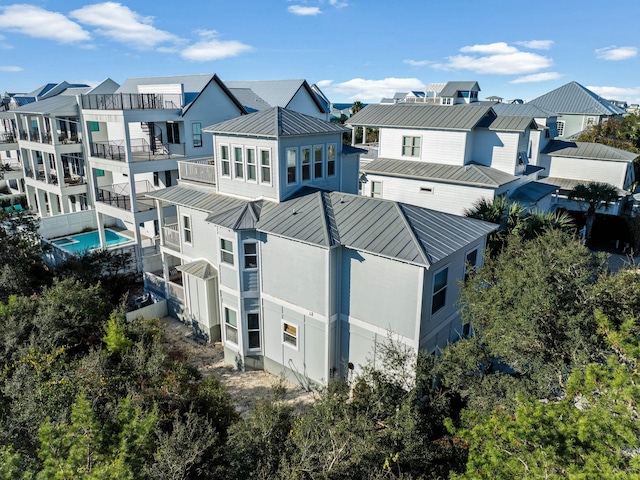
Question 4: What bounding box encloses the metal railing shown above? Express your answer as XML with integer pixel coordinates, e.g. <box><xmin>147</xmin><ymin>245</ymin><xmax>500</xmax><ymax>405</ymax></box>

<box><xmin>81</xmin><ymin>93</ymin><xmax>182</xmax><ymax>110</ymax></box>
<box><xmin>96</xmin><ymin>187</ymin><xmax>156</xmax><ymax>212</ymax></box>
<box><xmin>178</xmin><ymin>159</ymin><xmax>216</xmax><ymax>185</ymax></box>
<box><xmin>91</xmin><ymin>141</ymin><xmax>126</xmax><ymax>161</ymax></box>
<box><xmin>0</xmin><ymin>132</ymin><xmax>16</xmax><ymax>143</ymax></box>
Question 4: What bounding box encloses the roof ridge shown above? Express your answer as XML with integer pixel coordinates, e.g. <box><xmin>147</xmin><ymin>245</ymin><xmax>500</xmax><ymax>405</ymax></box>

<box><xmin>393</xmin><ymin>202</ymin><xmax>431</xmax><ymax>267</ymax></box>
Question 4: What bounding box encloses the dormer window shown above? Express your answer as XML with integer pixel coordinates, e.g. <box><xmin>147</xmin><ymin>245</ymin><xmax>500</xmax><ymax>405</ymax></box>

<box><xmin>442</xmin><ymin>98</ymin><xmax>452</xmax><ymax>105</ymax></box>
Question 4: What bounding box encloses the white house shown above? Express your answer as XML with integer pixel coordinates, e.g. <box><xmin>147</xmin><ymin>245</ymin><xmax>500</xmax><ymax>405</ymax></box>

<box><xmin>146</xmin><ymin>107</ymin><xmax>497</xmax><ymax>387</ymax></box>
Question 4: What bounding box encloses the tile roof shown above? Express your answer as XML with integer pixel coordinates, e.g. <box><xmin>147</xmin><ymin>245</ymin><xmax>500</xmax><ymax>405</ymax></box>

<box><xmin>346</xmin><ymin>103</ymin><xmax>494</xmax><ymax>130</ymax></box>
<box><xmin>362</xmin><ymin>158</ymin><xmax>518</xmax><ymax>188</ymax></box>
<box><xmin>203</xmin><ymin>106</ymin><xmax>349</xmax><ymax>138</ymax></box>
<box><xmin>541</xmin><ymin>140</ymin><xmax>638</xmax><ymax>162</ymax></box>
<box><xmin>528</xmin><ymin>81</ymin><xmax>626</xmax><ymax>116</ymax></box>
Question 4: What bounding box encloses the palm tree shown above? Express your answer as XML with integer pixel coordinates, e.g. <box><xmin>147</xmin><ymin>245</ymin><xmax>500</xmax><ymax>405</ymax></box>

<box><xmin>350</xmin><ymin>101</ymin><xmax>364</xmax><ymax>116</ymax></box>
<box><xmin>568</xmin><ymin>182</ymin><xmax>620</xmax><ymax>242</ymax></box>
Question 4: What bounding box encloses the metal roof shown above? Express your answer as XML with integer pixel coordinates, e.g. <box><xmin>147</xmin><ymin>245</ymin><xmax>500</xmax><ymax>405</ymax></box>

<box><xmin>362</xmin><ymin>158</ymin><xmax>518</xmax><ymax>188</ymax></box>
<box><xmin>203</xmin><ymin>106</ymin><xmax>348</xmax><ymax>138</ymax></box>
<box><xmin>541</xmin><ymin>140</ymin><xmax>638</xmax><ymax>162</ymax></box>
<box><xmin>492</xmin><ymin>102</ymin><xmax>557</xmax><ymax>118</ymax></box>
<box><xmin>509</xmin><ymin>181</ymin><xmax>559</xmax><ymax>203</ymax></box>
<box><xmin>116</xmin><ymin>74</ymin><xmax>215</xmax><ymax>94</ymax></box>
<box><xmin>12</xmin><ymin>94</ymin><xmax>79</xmax><ymax>115</ymax></box>
<box><xmin>347</xmin><ymin>103</ymin><xmax>494</xmax><ymax>130</ymax></box>
<box><xmin>224</xmin><ymin>79</ymin><xmax>328</xmax><ymax>113</ymax></box>
<box><xmin>476</xmin><ymin>115</ymin><xmax>537</xmax><ymax>132</ymax></box>
<box><xmin>528</xmin><ymin>82</ymin><xmax>626</xmax><ymax>116</ymax></box>
<box><xmin>426</xmin><ymin>82</ymin><xmax>446</xmax><ymax>93</ymax></box>
<box><xmin>440</xmin><ymin>81</ymin><xmax>480</xmax><ymax>97</ymax></box>
<box><xmin>149</xmin><ymin>185</ymin><xmax>496</xmax><ymax>267</ymax></box>
<box><xmin>538</xmin><ymin>176</ymin><xmax>627</xmax><ymax>196</ymax></box>
<box><xmin>177</xmin><ymin>259</ymin><xmax>218</xmax><ymax>280</ymax></box>
<box><xmin>228</xmin><ymin>88</ymin><xmax>272</xmax><ymax>112</ymax></box>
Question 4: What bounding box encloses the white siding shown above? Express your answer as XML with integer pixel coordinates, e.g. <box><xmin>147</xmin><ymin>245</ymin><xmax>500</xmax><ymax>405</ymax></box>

<box><xmin>544</xmin><ymin>155</ymin><xmax>629</xmax><ymax>189</ymax></box>
<box><xmin>472</xmin><ymin>130</ymin><xmax>519</xmax><ymax>174</ymax></box>
<box><xmin>377</xmin><ymin>128</ymin><xmax>468</xmax><ymax>165</ymax></box>
<box><xmin>287</xmin><ymin>88</ymin><xmax>327</xmax><ymax>120</ymax></box>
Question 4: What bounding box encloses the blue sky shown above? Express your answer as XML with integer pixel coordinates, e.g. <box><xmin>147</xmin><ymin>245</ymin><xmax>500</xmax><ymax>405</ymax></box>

<box><xmin>0</xmin><ymin>0</ymin><xmax>639</xmax><ymax>104</ymax></box>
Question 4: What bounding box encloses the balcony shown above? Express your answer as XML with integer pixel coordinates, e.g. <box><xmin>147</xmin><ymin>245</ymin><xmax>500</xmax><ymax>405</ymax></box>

<box><xmin>81</xmin><ymin>93</ymin><xmax>182</xmax><ymax>111</ymax></box>
<box><xmin>178</xmin><ymin>159</ymin><xmax>216</xmax><ymax>186</ymax></box>
<box><xmin>91</xmin><ymin>141</ymin><xmax>126</xmax><ymax>161</ymax></box>
<box><xmin>162</xmin><ymin>224</ymin><xmax>180</xmax><ymax>250</ymax></box>
<box><xmin>0</xmin><ymin>132</ymin><xmax>16</xmax><ymax>143</ymax></box>
<box><xmin>91</xmin><ymin>139</ymin><xmax>185</xmax><ymax>162</ymax></box>
<box><xmin>58</xmin><ymin>133</ymin><xmax>82</xmax><ymax>145</ymax></box>
<box><xmin>96</xmin><ymin>180</ymin><xmax>156</xmax><ymax>212</ymax></box>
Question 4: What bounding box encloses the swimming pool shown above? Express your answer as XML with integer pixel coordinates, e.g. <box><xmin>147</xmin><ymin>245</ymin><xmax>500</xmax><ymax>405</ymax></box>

<box><xmin>51</xmin><ymin>229</ymin><xmax>134</xmax><ymax>254</ymax></box>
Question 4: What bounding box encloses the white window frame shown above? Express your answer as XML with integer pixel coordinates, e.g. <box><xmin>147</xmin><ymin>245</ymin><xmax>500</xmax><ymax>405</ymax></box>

<box><xmin>327</xmin><ymin>143</ymin><xmax>336</xmax><ymax>177</ymax></box>
<box><xmin>246</xmin><ymin>147</ymin><xmax>257</xmax><ymax>182</ymax></box>
<box><xmin>182</xmin><ymin>214</ymin><xmax>192</xmax><ymax>245</ymax></box>
<box><xmin>233</xmin><ymin>146</ymin><xmax>244</xmax><ymax>180</ymax></box>
<box><xmin>192</xmin><ymin>122</ymin><xmax>202</xmax><ymax>148</ymax></box>
<box><xmin>301</xmin><ymin>146</ymin><xmax>312</xmax><ymax>182</ymax></box>
<box><xmin>371</xmin><ymin>181</ymin><xmax>383</xmax><ymax>198</ymax></box>
<box><xmin>247</xmin><ymin>312</ymin><xmax>261</xmax><ymax>350</ymax></box>
<box><xmin>282</xmin><ymin>320</ymin><xmax>299</xmax><ymax>350</ymax></box>
<box><xmin>260</xmin><ymin>148</ymin><xmax>271</xmax><ymax>184</ymax></box>
<box><xmin>243</xmin><ymin>241</ymin><xmax>258</xmax><ymax>269</ymax></box>
<box><xmin>313</xmin><ymin>144</ymin><xmax>324</xmax><ymax>179</ymax></box>
<box><xmin>431</xmin><ymin>265</ymin><xmax>449</xmax><ymax>315</ymax></box>
<box><xmin>557</xmin><ymin>120</ymin><xmax>565</xmax><ymax>137</ymax></box>
<box><xmin>224</xmin><ymin>307</ymin><xmax>238</xmax><ymax>345</ymax></box>
<box><xmin>286</xmin><ymin>148</ymin><xmax>298</xmax><ymax>185</ymax></box>
<box><xmin>220</xmin><ymin>144</ymin><xmax>230</xmax><ymax>178</ymax></box>
<box><xmin>402</xmin><ymin>136</ymin><xmax>421</xmax><ymax>157</ymax></box>
<box><xmin>220</xmin><ymin>238</ymin><xmax>234</xmax><ymax>265</ymax></box>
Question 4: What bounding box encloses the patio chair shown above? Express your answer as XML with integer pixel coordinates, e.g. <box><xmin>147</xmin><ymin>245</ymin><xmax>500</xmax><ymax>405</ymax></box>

<box><xmin>13</xmin><ymin>204</ymin><xmax>23</xmax><ymax>211</ymax></box>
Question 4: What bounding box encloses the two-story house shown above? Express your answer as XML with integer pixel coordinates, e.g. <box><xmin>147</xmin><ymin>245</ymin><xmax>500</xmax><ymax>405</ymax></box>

<box><xmin>146</xmin><ymin>107</ymin><xmax>497</xmax><ymax>387</ymax></box>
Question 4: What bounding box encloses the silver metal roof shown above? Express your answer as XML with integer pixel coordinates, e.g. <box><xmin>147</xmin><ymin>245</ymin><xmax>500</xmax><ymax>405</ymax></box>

<box><xmin>539</xmin><ymin>176</ymin><xmax>627</xmax><ymax>196</ymax></box>
<box><xmin>177</xmin><ymin>259</ymin><xmax>218</xmax><ymax>280</ymax></box>
<box><xmin>224</xmin><ymin>79</ymin><xmax>328</xmax><ymax>113</ymax></box>
<box><xmin>528</xmin><ymin>82</ymin><xmax>626</xmax><ymax>116</ymax></box>
<box><xmin>509</xmin><ymin>181</ymin><xmax>559</xmax><ymax>203</ymax></box>
<box><xmin>347</xmin><ymin>103</ymin><xmax>494</xmax><ymax>131</ymax></box>
<box><xmin>228</xmin><ymin>87</ymin><xmax>272</xmax><ymax>112</ymax></box>
<box><xmin>491</xmin><ymin>102</ymin><xmax>557</xmax><ymax>118</ymax></box>
<box><xmin>477</xmin><ymin>115</ymin><xmax>537</xmax><ymax>132</ymax></box>
<box><xmin>362</xmin><ymin>158</ymin><xmax>518</xmax><ymax>188</ymax></box>
<box><xmin>149</xmin><ymin>185</ymin><xmax>496</xmax><ymax>267</ymax></box>
<box><xmin>116</xmin><ymin>74</ymin><xmax>215</xmax><ymax>94</ymax></box>
<box><xmin>541</xmin><ymin>140</ymin><xmax>638</xmax><ymax>162</ymax></box>
<box><xmin>440</xmin><ymin>81</ymin><xmax>480</xmax><ymax>97</ymax></box>
<box><xmin>204</xmin><ymin>106</ymin><xmax>348</xmax><ymax>138</ymax></box>
<box><xmin>12</xmin><ymin>94</ymin><xmax>79</xmax><ymax>115</ymax></box>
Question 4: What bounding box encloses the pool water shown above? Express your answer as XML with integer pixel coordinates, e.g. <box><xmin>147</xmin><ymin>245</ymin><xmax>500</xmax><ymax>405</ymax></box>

<box><xmin>52</xmin><ymin>229</ymin><xmax>133</xmax><ymax>254</ymax></box>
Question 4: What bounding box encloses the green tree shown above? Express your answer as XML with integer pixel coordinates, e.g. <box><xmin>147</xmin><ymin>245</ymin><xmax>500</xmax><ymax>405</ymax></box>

<box><xmin>568</xmin><ymin>181</ymin><xmax>620</xmax><ymax>242</ymax></box>
<box><xmin>351</xmin><ymin>100</ymin><xmax>364</xmax><ymax>116</ymax></box>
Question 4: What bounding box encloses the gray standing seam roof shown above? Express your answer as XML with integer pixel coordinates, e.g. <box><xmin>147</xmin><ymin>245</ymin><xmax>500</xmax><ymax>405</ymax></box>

<box><xmin>224</xmin><ymin>79</ymin><xmax>328</xmax><ymax>113</ymax></box>
<box><xmin>439</xmin><ymin>81</ymin><xmax>480</xmax><ymax>97</ymax></box>
<box><xmin>148</xmin><ymin>185</ymin><xmax>497</xmax><ymax>267</ymax></box>
<box><xmin>541</xmin><ymin>140</ymin><xmax>638</xmax><ymax>162</ymax></box>
<box><xmin>476</xmin><ymin>115</ymin><xmax>537</xmax><ymax>132</ymax></box>
<box><xmin>116</xmin><ymin>74</ymin><xmax>215</xmax><ymax>94</ymax></box>
<box><xmin>538</xmin><ymin>176</ymin><xmax>627</xmax><ymax>196</ymax></box>
<box><xmin>491</xmin><ymin>102</ymin><xmax>557</xmax><ymax>118</ymax></box>
<box><xmin>177</xmin><ymin>260</ymin><xmax>218</xmax><ymax>280</ymax></box>
<box><xmin>204</xmin><ymin>107</ymin><xmax>348</xmax><ymax>138</ymax></box>
<box><xmin>362</xmin><ymin>158</ymin><xmax>518</xmax><ymax>188</ymax></box>
<box><xmin>346</xmin><ymin>103</ymin><xmax>494</xmax><ymax>130</ymax></box>
<box><xmin>528</xmin><ymin>81</ymin><xmax>625</xmax><ymax>116</ymax></box>
<box><xmin>12</xmin><ymin>95</ymin><xmax>79</xmax><ymax>114</ymax></box>
<box><xmin>509</xmin><ymin>181</ymin><xmax>559</xmax><ymax>203</ymax></box>
<box><xmin>228</xmin><ymin>88</ymin><xmax>272</xmax><ymax>112</ymax></box>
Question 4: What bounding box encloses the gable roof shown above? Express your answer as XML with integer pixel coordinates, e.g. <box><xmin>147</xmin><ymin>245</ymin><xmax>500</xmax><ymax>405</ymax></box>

<box><xmin>148</xmin><ymin>185</ymin><xmax>496</xmax><ymax>267</ymax></box>
<box><xmin>203</xmin><ymin>106</ymin><xmax>348</xmax><ymax>138</ymax></box>
<box><xmin>362</xmin><ymin>158</ymin><xmax>518</xmax><ymax>188</ymax></box>
<box><xmin>476</xmin><ymin>115</ymin><xmax>537</xmax><ymax>132</ymax></box>
<box><xmin>12</xmin><ymin>94</ymin><xmax>80</xmax><ymax>115</ymax></box>
<box><xmin>177</xmin><ymin>259</ymin><xmax>218</xmax><ymax>280</ymax></box>
<box><xmin>347</xmin><ymin>103</ymin><xmax>494</xmax><ymax>130</ymax></box>
<box><xmin>440</xmin><ymin>81</ymin><xmax>480</xmax><ymax>97</ymax></box>
<box><xmin>491</xmin><ymin>102</ymin><xmax>557</xmax><ymax>118</ymax></box>
<box><xmin>528</xmin><ymin>82</ymin><xmax>625</xmax><ymax>116</ymax></box>
<box><xmin>227</xmin><ymin>87</ymin><xmax>272</xmax><ymax>112</ymax></box>
<box><xmin>224</xmin><ymin>79</ymin><xmax>329</xmax><ymax>113</ymax></box>
<box><xmin>541</xmin><ymin>140</ymin><xmax>638</xmax><ymax>162</ymax></box>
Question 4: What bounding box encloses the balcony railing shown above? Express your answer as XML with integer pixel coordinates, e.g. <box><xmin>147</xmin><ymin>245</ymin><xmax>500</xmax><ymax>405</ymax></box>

<box><xmin>96</xmin><ymin>187</ymin><xmax>156</xmax><ymax>212</ymax></box>
<box><xmin>58</xmin><ymin>133</ymin><xmax>81</xmax><ymax>144</ymax></box>
<box><xmin>0</xmin><ymin>132</ymin><xmax>16</xmax><ymax>143</ymax></box>
<box><xmin>162</xmin><ymin>224</ymin><xmax>180</xmax><ymax>250</ymax></box>
<box><xmin>178</xmin><ymin>159</ymin><xmax>216</xmax><ymax>185</ymax></box>
<box><xmin>81</xmin><ymin>93</ymin><xmax>182</xmax><ymax>111</ymax></box>
<box><xmin>91</xmin><ymin>141</ymin><xmax>126</xmax><ymax>161</ymax></box>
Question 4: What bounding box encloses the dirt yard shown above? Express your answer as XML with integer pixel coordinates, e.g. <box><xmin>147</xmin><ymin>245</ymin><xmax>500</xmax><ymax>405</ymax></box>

<box><xmin>161</xmin><ymin>316</ymin><xmax>316</xmax><ymax>416</ymax></box>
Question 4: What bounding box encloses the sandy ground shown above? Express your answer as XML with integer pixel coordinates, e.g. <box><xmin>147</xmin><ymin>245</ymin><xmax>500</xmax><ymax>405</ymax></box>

<box><xmin>161</xmin><ymin>316</ymin><xmax>316</xmax><ymax>416</ymax></box>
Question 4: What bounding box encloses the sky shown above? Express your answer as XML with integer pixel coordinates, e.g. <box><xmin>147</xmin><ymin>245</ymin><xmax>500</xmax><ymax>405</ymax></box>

<box><xmin>0</xmin><ymin>0</ymin><xmax>639</xmax><ymax>105</ymax></box>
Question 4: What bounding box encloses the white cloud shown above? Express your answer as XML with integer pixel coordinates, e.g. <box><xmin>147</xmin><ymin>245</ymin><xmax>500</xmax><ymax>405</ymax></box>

<box><xmin>587</xmin><ymin>85</ymin><xmax>640</xmax><ymax>104</ymax></box>
<box><xmin>328</xmin><ymin>0</ymin><xmax>348</xmax><ymax>7</ymax></box>
<box><xmin>516</xmin><ymin>40</ymin><xmax>554</xmax><ymax>50</ymax></box>
<box><xmin>595</xmin><ymin>46</ymin><xmax>637</xmax><ymax>61</ymax></box>
<box><xmin>0</xmin><ymin>65</ymin><xmax>22</xmax><ymax>72</ymax></box>
<box><xmin>322</xmin><ymin>77</ymin><xmax>427</xmax><ymax>103</ymax></box>
<box><xmin>181</xmin><ymin>39</ymin><xmax>253</xmax><ymax>61</ymax></box>
<box><xmin>288</xmin><ymin>5</ymin><xmax>322</xmax><ymax>15</ymax></box>
<box><xmin>70</xmin><ymin>2</ymin><xmax>178</xmax><ymax>49</ymax></box>
<box><xmin>403</xmin><ymin>59</ymin><xmax>431</xmax><ymax>67</ymax></box>
<box><xmin>0</xmin><ymin>4</ymin><xmax>90</xmax><ymax>43</ymax></box>
<box><xmin>460</xmin><ymin>42</ymin><xmax>519</xmax><ymax>55</ymax></box>
<box><xmin>510</xmin><ymin>72</ymin><xmax>564</xmax><ymax>84</ymax></box>
<box><xmin>433</xmin><ymin>42</ymin><xmax>553</xmax><ymax>75</ymax></box>
<box><xmin>316</xmin><ymin>79</ymin><xmax>333</xmax><ymax>88</ymax></box>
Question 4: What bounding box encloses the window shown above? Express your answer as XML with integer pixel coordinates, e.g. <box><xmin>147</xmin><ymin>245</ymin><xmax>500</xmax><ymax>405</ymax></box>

<box><xmin>246</xmin><ymin>148</ymin><xmax>256</xmax><ymax>181</ymax></box>
<box><xmin>464</xmin><ymin>249</ymin><xmax>478</xmax><ymax>281</ymax></box>
<box><xmin>234</xmin><ymin>147</ymin><xmax>244</xmax><ymax>179</ymax></box>
<box><xmin>165</xmin><ymin>170</ymin><xmax>172</xmax><ymax>187</ymax></box>
<box><xmin>243</xmin><ymin>242</ymin><xmax>257</xmax><ymax>269</ymax></box>
<box><xmin>371</xmin><ymin>181</ymin><xmax>382</xmax><ymax>198</ymax></box>
<box><xmin>153</xmin><ymin>171</ymin><xmax>159</xmax><ymax>187</ymax></box>
<box><xmin>182</xmin><ymin>215</ymin><xmax>192</xmax><ymax>244</ymax></box>
<box><xmin>224</xmin><ymin>307</ymin><xmax>238</xmax><ymax>344</ymax></box>
<box><xmin>301</xmin><ymin>147</ymin><xmax>311</xmax><ymax>181</ymax></box>
<box><xmin>192</xmin><ymin>122</ymin><xmax>202</xmax><ymax>147</ymax></box>
<box><xmin>431</xmin><ymin>267</ymin><xmax>448</xmax><ymax>315</ymax></box>
<box><xmin>220</xmin><ymin>238</ymin><xmax>234</xmax><ymax>265</ymax></box>
<box><xmin>327</xmin><ymin>144</ymin><xmax>336</xmax><ymax>176</ymax></box>
<box><xmin>286</xmin><ymin>148</ymin><xmax>297</xmax><ymax>184</ymax></box>
<box><xmin>95</xmin><ymin>168</ymin><xmax>105</xmax><ymax>177</ymax></box>
<box><xmin>442</xmin><ymin>98</ymin><xmax>452</xmax><ymax>105</ymax></box>
<box><xmin>89</xmin><ymin>121</ymin><xmax>100</xmax><ymax>132</ymax></box>
<box><xmin>247</xmin><ymin>313</ymin><xmax>260</xmax><ymax>349</ymax></box>
<box><xmin>167</xmin><ymin>122</ymin><xmax>180</xmax><ymax>144</ymax></box>
<box><xmin>557</xmin><ymin>121</ymin><xmax>565</xmax><ymax>137</ymax></box>
<box><xmin>260</xmin><ymin>149</ymin><xmax>271</xmax><ymax>184</ymax></box>
<box><xmin>220</xmin><ymin>145</ymin><xmax>230</xmax><ymax>177</ymax></box>
<box><xmin>314</xmin><ymin>145</ymin><xmax>323</xmax><ymax>178</ymax></box>
<box><xmin>585</xmin><ymin>117</ymin><xmax>596</xmax><ymax>128</ymax></box>
<box><xmin>283</xmin><ymin>322</ymin><xmax>298</xmax><ymax>348</ymax></box>
<box><xmin>402</xmin><ymin>136</ymin><xmax>420</xmax><ymax>157</ymax></box>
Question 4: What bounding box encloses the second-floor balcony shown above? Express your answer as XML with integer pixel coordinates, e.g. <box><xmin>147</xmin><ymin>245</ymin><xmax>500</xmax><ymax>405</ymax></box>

<box><xmin>178</xmin><ymin>159</ymin><xmax>216</xmax><ymax>185</ymax></box>
<box><xmin>96</xmin><ymin>180</ymin><xmax>156</xmax><ymax>212</ymax></box>
<box><xmin>162</xmin><ymin>224</ymin><xmax>180</xmax><ymax>250</ymax></box>
<box><xmin>81</xmin><ymin>93</ymin><xmax>182</xmax><ymax>111</ymax></box>
<box><xmin>91</xmin><ymin>139</ymin><xmax>186</xmax><ymax>162</ymax></box>
<box><xmin>0</xmin><ymin>132</ymin><xmax>16</xmax><ymax>143</ymax></box>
